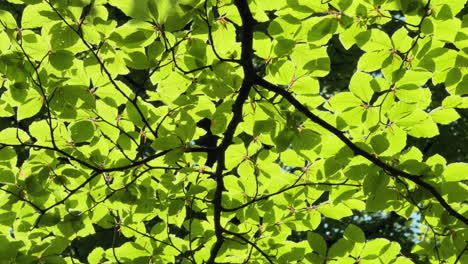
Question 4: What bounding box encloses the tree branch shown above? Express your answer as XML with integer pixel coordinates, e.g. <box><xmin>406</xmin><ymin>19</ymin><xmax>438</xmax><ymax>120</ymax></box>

<box><xmin>223</xmin><ymin>229</ymin><xmax>274</xmax><ymax>264</ymax></box>
<box><xmin>222</xmin><ymin>181</ymin><xmax>360</xmax><ymax>212</ymax></box>
<box><xmin>207</xmin><ymin>0</ymin><xmax>256</xmax><ymax>262</ymax></box>
<box><xmin>254</xmin><ymin>76</ymin><xmax>468</xmax><ymax>225</ymax></box>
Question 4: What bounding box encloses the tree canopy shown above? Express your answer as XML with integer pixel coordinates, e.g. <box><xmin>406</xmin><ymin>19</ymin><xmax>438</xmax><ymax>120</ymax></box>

<box><xmin>0</xmin><ymin>0</ymin><xmax>467</xmax><ymax>263</ymax></box>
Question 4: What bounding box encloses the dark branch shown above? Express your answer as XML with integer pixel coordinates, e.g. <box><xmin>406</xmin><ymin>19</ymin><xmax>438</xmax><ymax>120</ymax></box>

<box><xmin>207</xmin><ymin>0</ymin><xmax>257</xmax><ymax>262</ymax></box>
<box><xmin>222</xmin><ymin>181</ymin><xmax>360</xmax><ymax>212</ymax></box>
<box><xmin>254</xmin><ymin>76</ymin><xmax>468</xmax><ymax>225</ymax></box>
<box><xmin>223</xmin><ymin>229</ymin><xmax>274</xmax><ymax>264</ymax></box>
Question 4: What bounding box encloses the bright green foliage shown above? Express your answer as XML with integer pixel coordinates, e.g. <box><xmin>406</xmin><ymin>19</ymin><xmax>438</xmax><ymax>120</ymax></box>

<box><xmin>0</xmin><ymin>0</ymin><xmax>466</xmax><ymax>263</ymax></box>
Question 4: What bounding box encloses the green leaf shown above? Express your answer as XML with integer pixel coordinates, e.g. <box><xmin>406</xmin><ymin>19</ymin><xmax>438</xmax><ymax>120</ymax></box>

<box><xmin>0</xmin><ymin>166</ymin><xmax>15</xmax><ymax>184</ymax></box>
<box><xmin>22</xmin><ymin>30</ymin><xmax>49</xmax><ymax>60</ymax></box>
<box><xmin>291</xmin><ymin>45</ymin><xmax>330</xmax><ymax>77</ymax></box>
<box><xmin>305</xmin><ymin>210</ymin><xmax>321</xmax><ymax>231</ymax></box>
<box><xmin>152</xmin><ymin>135</ymin><xmax>180</xmax><ymax>151</ymax></box>
<box><xmin>122</xmin><ymin>48</ymin><xmax>150</xmax><ymax>69</ymax></box>
<box><xmin>115</xmin><ymin>242</ymin><xmax>149</xmax><ymax>260</ymax></box>
<box><xmin>328</xmin><ymin>238</ymin><xmax>353</xmax><ymax>258</ymax></box>
<box><xmin>225</xmin><ymin>141</ymin><xmax>247</xmax><ymax>169</ymax></box>
<box><xmin>292</xmin><ymin>128</ymin><xmax>320</xmax><ymax>151</ymax></box>
<box><xmin>268</xmin><ymin>14</ymin><xmax>301</xmax><ymax>39</ymax></box>
<box><xmin>148</xmin><ymin>0</ymin><xmax>176</xmax><ymax>24</ymax></box>
<box><xmin>430</xmin><ymin>108</ymin><xmax>460</xmax><ymax>124</ymax></box>
<box><xmin>358</xmin><ymin>51</ymin><xmax>390</xmax><ymax>72</ymax></box>
<box><xmin>290</xmin><ymin>75</ymin><xmax>319</xmax><ymax>95</ymax></box>
<box><xmin>344</xmin><ymin>224</ymin><xmax>366</xmax><ymax>243</ymax></box>
<box><xmin>389</xmin><ymin>257</ymin><xmax>415</xmax><ymax>264</ymax></box>
<box><xmin>49</xmin><ymin>50</ymin><xmax>75</xmax><ymax>70</ymax></box>
<box><xmin>0</xmin><ymin>235</ymin><xmax>23</xmax><ymax>259</ymax></box>
<box><xmin>48</xmin><ymin>23</ymin><xmax>80</xmax><ymax>50</ymax></box>
<box><xmin>408</xmin><ymin>117</ymin><xmax>439</xmax><ymax>138</ymax></box>
<box><xmin>362</xmin><ymin>238</ymin><xmax>390</xmax><ymax>259</ymax></box>
<box><xmin>442</xmin><ymin>95</ymin><xmax>463</xmax><ymax>108</ymax></box>
<box><xmin>307</xmin><ymin>232</ymin><xmax>327</xmax><ymax>256</ymax></box>
<box><xmin>278</xmin><ymin>243</ymin><xmax>307</xmax><ymax>262</ymax></box>
<box><xmin>364</xmin><ymin>171</ymin><xmax>389</xmax><ymax>195</ymax></box>
<box><xmin>175</xmin><ymin>111</ymin><xmax>196</xmax><ymax>141</ymax></box>
<box><xmin>17</xmin><ymin>91</ymin><xmax>43</xmax><ymax>121</ymax></box>
<box><xmin>391</xmin><ymin>27</ymin><xmax>412</xmax><ymax>51</ymax></box>
<box><xmin>306</xmin><ymin>17</ymin><xmax>338</xmax><ymax>44</ymax></box>
<box><xmin>356</xmin><ymin>29</ymin><xmax>393</xmax><ymax>52</ymax></box>
<box><xmin>0</xmin><ymin>31</ymin><xmax>10</xmax><ymax>53</ymax></box>
<box><xmin>370</xmin><ymin>134</ymin><xmax>389</xmax><ymax>155</ymax></box>
<box><xmin>326</xmin><ymin>92</ymin><xmax>362</xmax><ymax>112</ymax></box>
<box><xmin>253</xmin><ymin>119</ymin><xmax>275</xmax><ymax>137</ymax></box>
<box><xmin>441</xmin><ymin>182</ymin><xmax>468</xmax><ymax>203</ymax></box>
<box><xmin>39</xmin><ymin>211</ymin><xmax>61</xmax><ymax>227</ymax></box>
<box><xmin>0</xmin><ymin>99</ymin><xmax>14</xmax><ymax>117</ymax></box>
<box><xmin>211</xmin><ymin>19</ymin><xmax>239</xmax><ymax>58</ymax></box>
<box><xmin>434</xmin><ymin>18</ymin><xmax>461</xmax><ymax>43</ymax></box>
<box><xmin>108</xmin><ymin>20</ymin><xmax>156</xmax><ymax>49</ymax></box>
<box><xmin>274</xmin><ymin>129</ymin><xmax>295</xmax><ymax>153</ymax></box>
<box><xmin>0</xmin><ymin>10</ymin><xmax>17</xmax><ymax>29</ymax></box>
<box><xmin>108</xmin><ymin>0</ymin><xmax>151</xmax><ymax>21</ymax></box>
<box><xmin>237</xmin><ymin>161</ymin><xmax>256</xmax><ymax>196</ymax></box>
<box><xmin>0</xmin><ymin>128</ymin><xmax>30</xmax><ymax>144</ymax></box>
<box><xmin>272</xmin><ymin>38</ymin><xmax>295</xmax><ymax>57</ymax></box>
<box><xmin>42</xmin><ymin>236</ymin><xmax>69</xmax><ymax>256</ymax></box>
<box><xmin>364</xmin><ymin>239</ymin><xmax>401</xmax><ymax>263</ymax></box>
<box><xmin>0</xmin><ymin>147</ymin><xmax>16</xmax><ymax>166</ymax></box>
<box><xmin>21</xmin><ymin>4</ymin><xmax>59</xmax><ymax>28</ymax></box>
<box><xmin>266</xmin><ymin>59</ymin><xmax>295</xmax><ymax>84</ymax></box>
<box><xmin>280</xmin><ymin>149</ymin><xmax>304</xmax><ymax>167</ymax></box>
<box><xmin>443</xmin><ymin>163</ymin><xmax>467</xmax><ymax>182</ymax></box>
<box><xmin>69</xmin><ymin>120</ymin><xmax>95</xmax><ymax>143</ymax></box>
<box><xmin>253</xmin><ymin>32</ymin><xmax>272</xmax><ymax>59</ymax></box>
<box><xmin>381</xmin><ymin>125</ymin><xmax>407</xmax><ymax>156</ymax></box>
<box><xmin>397</xmin><ymin>70</ymin><xmax>432</xmax><ymax>87</ymax></box>
<box><xmin>87</xmin><ymin>247</ymin><xmax>106</xmax><ymax>264</ymax></box>
<box><xmin>318</xmin><ymin>203</ymin><xmax>353</xmax><ymax>220</ymax></box>
<box><xmin>381</xmin><ymin>55</ymin><xmax>404</xmax><ymax>83</ymax></box>
<box><xmin>349</xmin><ymin>72</ymin><xmax>374</xmax><ymax>102</ymax></box>
<box><xmin>340</xmin><ymin>23</ymin><xmax>366</xmax><ymax>50</ymax></box>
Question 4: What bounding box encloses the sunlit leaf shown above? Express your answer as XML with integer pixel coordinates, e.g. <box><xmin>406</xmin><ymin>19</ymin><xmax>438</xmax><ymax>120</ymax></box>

<box><xmin>0</xmin><ymin>1</ymin><xmax>465</xmax><ymax>262</ymax></box>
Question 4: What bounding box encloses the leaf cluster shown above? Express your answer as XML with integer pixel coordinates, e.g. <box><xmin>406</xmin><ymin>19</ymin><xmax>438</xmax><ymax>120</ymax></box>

<box><xmin>0</xmin><ymin>0</ymin><xmax>466</xmax><ymax>263</ymax></box>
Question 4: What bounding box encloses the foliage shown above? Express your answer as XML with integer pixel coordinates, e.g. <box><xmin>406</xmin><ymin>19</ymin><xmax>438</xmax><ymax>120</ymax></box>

<box><xmin>0</xmin><ymin>0</ymin><xmax>467</xmax><ymax>263</ymax></box>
